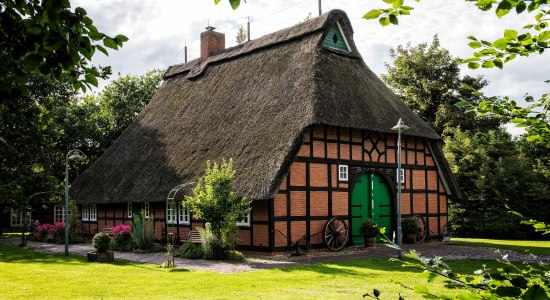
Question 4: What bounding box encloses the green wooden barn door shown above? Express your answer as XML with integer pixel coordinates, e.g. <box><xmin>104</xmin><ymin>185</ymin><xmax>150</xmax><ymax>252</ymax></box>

<box><xmin>351</xmin><ymin>173</ymin><xmax>392</xmax><ymax>244</ymax></box>
<box><xmin>371</xmin><ymin>174</ymin><xmax>392</xmax><ymax>242</ymax></box>
<box><xmin>351</xmin><ymin>174</ymin><xmax>369</xmax><ymax>244</ymax></box>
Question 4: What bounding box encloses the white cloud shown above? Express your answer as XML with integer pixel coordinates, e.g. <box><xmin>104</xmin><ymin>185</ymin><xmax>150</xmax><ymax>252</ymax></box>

<box><xmin>73</xmin><ymin>0</ymin><xmax>549</xmax><ymax>134</ymax></box>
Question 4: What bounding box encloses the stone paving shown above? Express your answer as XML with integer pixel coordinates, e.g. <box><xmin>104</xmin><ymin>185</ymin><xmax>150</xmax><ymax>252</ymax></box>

<box><xmin>1</xmin><ymin>238</ymin><xmax>548</xmax><ymax>274</ymax></box>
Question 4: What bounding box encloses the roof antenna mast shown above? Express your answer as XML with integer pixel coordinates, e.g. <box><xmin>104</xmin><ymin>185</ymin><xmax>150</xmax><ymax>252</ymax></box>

<box><xmin>247</xmin><ymin>16</ymin><xmax>251</xmax><ymax>41</ymax></box>
<box><xmin>318</xmin><ymin>0</ymin><xmax>322</xmax><ymax>16</ymax></box>
<box><xmin>184</xmin><ymin>41</ymin><xmax>187</xmax><ymax>63</ymax></box>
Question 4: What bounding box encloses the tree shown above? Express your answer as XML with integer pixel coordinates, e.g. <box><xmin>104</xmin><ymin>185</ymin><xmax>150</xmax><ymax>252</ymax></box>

<box><xmin>235</xmin><ymin>25</ymin><xmax>247</xmax><ymax>44</ymax></box>
<box><xmin>97</xmin><ymin>69</ymin><xmax>164</xmax><ymax>149</ymax></box>
<box><xmin>0</xmin><ymin>0</ymin><xmax>128</xmax><ymax>95</ymax></box>
<box><xmin>364</xmin><ymin>0</ymin><xmax>550</xmax><ymax>143</ymax></box>
<box><xmin>185</xmin><ymin>159</ymin><xmax>250</xmax><ymax>259</ymax></box>
<box><xmin>382</xmin><ymin>36</ymin><xmax>501</xmax><ymax>135</ymax></box>
<box><xmin>443</xmin><ymin>127</ymin><xmax>550</xmax><ymax>238</ymax></box>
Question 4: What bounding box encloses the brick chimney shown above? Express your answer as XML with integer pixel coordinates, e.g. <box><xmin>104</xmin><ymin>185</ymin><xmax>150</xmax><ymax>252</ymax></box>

<box><xmin>200</xmin><ymin>26</ymin><xmax>225</xmax><ymax>62</ymax></box>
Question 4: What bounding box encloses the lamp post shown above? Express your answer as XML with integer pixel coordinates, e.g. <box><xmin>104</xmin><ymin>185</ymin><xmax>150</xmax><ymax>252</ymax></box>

<box><xmin>391</xmin><ymin>118</ymin><xmax>409</xmax><ymax>258</ymax></box>
<box><xmin>64</xmin><ymin>149</ymin><xmax>85</xmax><ymax>257</ymax></box>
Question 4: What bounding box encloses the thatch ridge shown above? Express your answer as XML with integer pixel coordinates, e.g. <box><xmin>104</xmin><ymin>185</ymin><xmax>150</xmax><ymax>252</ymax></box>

<box><xmin>71</xmin><ymin>9</ymin><xmax>451</xmax><ymax>205</ymax></box>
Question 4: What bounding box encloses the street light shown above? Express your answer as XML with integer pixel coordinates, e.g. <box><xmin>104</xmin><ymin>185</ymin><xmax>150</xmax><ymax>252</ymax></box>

<box><xmin>391</xmin><ymin>118</ymin><xmax>409</xmax><ymax>258</ymax></box>
<box><xmin>64</xmin><ymin>149</ymin><xmax>85</xmax><ymax>257</ymax></box>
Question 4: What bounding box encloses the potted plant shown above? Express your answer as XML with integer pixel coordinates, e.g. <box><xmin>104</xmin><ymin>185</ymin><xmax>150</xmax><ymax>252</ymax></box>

<box><xmin>359</xmin><ymin>219</ymin><xmax>379</xmax><ymax>248</ymax></box>
<box><xmin>401</xmin><ymin>218</ymin><xmax>418</xmax><ymax>244</ymax></box>
<box><xmin>87</xmin><ymin>232</ymin><xmax>114</xmax><ymax>262</ymax></box>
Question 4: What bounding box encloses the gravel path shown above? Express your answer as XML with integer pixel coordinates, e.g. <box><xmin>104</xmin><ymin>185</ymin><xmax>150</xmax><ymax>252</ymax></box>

<box><xmin>1</xmin><ymin>238</ymin><xmax>548</xmax><ymax>274</ymax></box>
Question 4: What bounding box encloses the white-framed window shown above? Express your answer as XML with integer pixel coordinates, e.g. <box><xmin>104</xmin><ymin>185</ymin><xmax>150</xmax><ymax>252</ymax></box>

<box><xmin>236</xmin><ymin>212</ymin><xmax>251</xmax><ymax>227</ymax></box>
<box><xmin>89</xmin><ymin>204</ymin><xmax>97</xmax><ymax>221</ymax></box>
<box><xmin>338</xmin><ymin>164</ymin><xmax>348</xmax><ymax>181</ymax></box>
<box><xmin>10</xmin><ymin>210</ymin><xmax>22</xmax><ymax>227</ymax></box>
<box><xmin>10</xmin><ymin>210</ymin><xmax>31</xmax><ymax>227</ymax></box>
<box><xmin>82</xmin><ymin>205</ymin><xmax>89</xmax><ymax>221</ymax></box>
<box><xmin>127</xmin><ymin>202</ymin><xmax>133</xmax><ymax>218</ymax></box>
<box><xmin>178</xmin><ymin>202</ymin><xmax>190</xmax><ymax>225</ymax></box>
<box><xmin>166</xmin><ymin>200</ymin><xmax>177</xmax><ymax>224</ymax></box>
<box><xmin>82</xmin><ymin>204</ymin><xmax>97</xmax><ymax>222</ymax></box>
<box><xmin>397</xmin><ymin>169</ymin><xmax>405</xmax><ymax>184</ymax></box>
<box><xmin>54</xmin><ymin>205</ymin><xmax>66</xmax><ymax>223</ymax></box>
<box><xmin>144</xmin><ymin>202</ymin><xmax>150</xmax><ymax>219</ymax></box>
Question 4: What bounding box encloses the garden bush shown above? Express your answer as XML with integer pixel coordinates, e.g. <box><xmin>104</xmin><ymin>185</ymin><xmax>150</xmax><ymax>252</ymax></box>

<box><xmin>32</xmin><ymin>222</ymin><xmax>65</xmax><ymax>243</ymax></box>
<box><xmin>132</xmin><ymin>210</ymin><xmax>155</xmax><ymax>251</ymax></box>
<box><xmin>92</xmin><ymin>232</ymin><xmax>113</xmax><ymax>253</ymax></box>
<box><xmin>111</xmin><ymin>224</ymin><xmax>133</xmax><ymax>251</ymax></box>
<box><xmin>178</xmin><ymin>242</ymin><xmax>205</xmax><ymax>259</ymax></box>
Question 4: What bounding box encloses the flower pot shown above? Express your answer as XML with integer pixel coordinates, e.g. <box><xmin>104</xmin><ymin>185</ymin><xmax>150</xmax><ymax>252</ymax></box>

<box><xmin>403</xmin><ymin>233</ymin><xmax>417</xmax><ymax>244</ymax></box>
<box><xmin>87</xmin><ymin>251</ymin><xmax>114</xmax><ymax>263</ymax></box>
<box><xmin>363</xmin><ymin>236</ymin><xmax>376</xmax><ymax>248</ymax></box>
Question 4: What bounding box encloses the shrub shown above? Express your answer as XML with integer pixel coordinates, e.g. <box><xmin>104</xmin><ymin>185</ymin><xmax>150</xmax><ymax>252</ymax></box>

<box><xmin>359</xmin><ymin>219</ymin><xmax>379</xmax><ymax>237</ymax></box>
<box><xmin>401</xmin><ymin>218</ymin><xmax>418</xmax><ymax>235</ymax></box>
<box><xmin>132</xmin><ymin>210</ymin><xmax>155</xmax><ymax>251</ymax></box>
<box><xmin>185</xmin><ymin>159</ymin><xmax>251</xmax><ymax>259</ymax></box>
<box><xmin>227</xmin><ymin>250</ymin><xmax>245</xmax><ymax>262</ymax></box>
<box><xmin>111</xmin><ymin>224</ymin><xmax>133</xmax><ymax>251</ymax></box>
<box><xmin>178</xmin><ymin>242</ymin><xmax>205</xmax><ymax>259</ymax></box>
<box><xmin>33</xmin><ymin>222</ymin><xmax>66</xmax><ymax>243</ymax></box>
<box><xmin>92</xmin><ymin>232</ymin><xmax>112</xmax><ymax>253</ymax></box>
<box><xmin>200</xmin><ymin>226</ymin><xmax>228</xmax><ymax>260</ymax></box>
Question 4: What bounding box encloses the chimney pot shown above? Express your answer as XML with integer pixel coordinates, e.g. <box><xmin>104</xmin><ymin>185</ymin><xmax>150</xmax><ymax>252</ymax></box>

<box><xmin>200</xmin><ymin>27</ymin><xmax>225</xmax><ymax>62</ymax></box>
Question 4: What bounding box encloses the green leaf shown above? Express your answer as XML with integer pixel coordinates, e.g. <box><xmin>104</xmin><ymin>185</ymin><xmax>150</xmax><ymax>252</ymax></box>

<box><xmin>492</xmin><ymin>38</ymin><xmax>508</xmax><ymax>50</ymax></box>
<box><xmin>539</xmin><ymin>31</ymin><xmax>550</xmax><ymax>42</ymax></box>
<box><xmin>496</xmin><ymin>0</ymin><xmax>512</xmax><ymax>18</ymax></box>
<box><xmin>75</xmin><ymin>7</ymin><xmax>87</xmax><ymax>16</ymax></box>
<box><xmin>523</xmin><ymin>285</ymin><xmax>548</xmax><ymax>300</ymax></box>
<box><xmin>103</xmin><ymin>38</ymin><xmax>118</xmax><ymax>49</ymax></box>
<box><xmin>494</xmin><ymin>286</ymin><xmax>521</xmax><ymax>297</ymax></box>
<box><xmin>363</xmin><ymin>9</ymin><xmax>383</xmax><ymax>20</ymax></box>
<box><xmin>95</xmin><ymin>45</ymin><xmax>109</xmax><ymax>56</ymax></box>
<box><xmin>379</xmin><ymin>16</ymin><xmax>390</xmax><ymax>26</ymax></box>
<box><xmin>23</xmin><ymin>54</ymin><xmax>43</xmax><ymax>71</ymax></box>
<box><xmin>515</xmin><ymin>1</ymin><xmax>526</xmax><ymax>14</ymax></box>
<box><xmin>504</xmin><ymin>29</ymin><xmax>518</xmax><ymax>40</ymax></box>
<box><xmin>427</xmin><ymin>273</ymin><xmax>438</xmax><ymax>283</ymax></box>
<box><xmin>393</xmin><ymin>0</ymin><xmax>404</xmax><ymax>8</ymax></box>
<box><xmin>114</xmin><ymin>34</ymin><xmax>129</xmax><ymax>45</ymax></box>
<box><xmin>84</xmin><ymin>73</ymin><xmax>98</xmax><ymax>87</ymax></box>
<box><xmin>468</xmin><ymin>62</ymin><xmax>480</xmax><ymax>69</ymax></box>
<box><xmin>510</xmin><ymin>118</ymin><xmax>526</xmax><ymax>124</ymax></box>
<box><xmin>494</xmin><ymin>59</ymin><xmax>503</xmax><ymax>69</ymax></box>
<box><xmin>468</xmin><ymin>41</ymin><xmax>483</xmax><ymax>49</ymax></box>
<box><xmin>389</xmin><ymin>14</ymin><xmax>399</xmax><ymax>25</ymax></box>
<box><xmin>229</xmin><ymin>0</ymin><xmax>240</xmax><ymax>10</ymax></box>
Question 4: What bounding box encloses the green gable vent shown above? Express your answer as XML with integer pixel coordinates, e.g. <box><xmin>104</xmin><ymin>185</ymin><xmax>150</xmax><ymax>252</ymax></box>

<box><xmin>322</xmin><ymin>23</ymin><xmax>350</xmax><ymax>52</ymax></box>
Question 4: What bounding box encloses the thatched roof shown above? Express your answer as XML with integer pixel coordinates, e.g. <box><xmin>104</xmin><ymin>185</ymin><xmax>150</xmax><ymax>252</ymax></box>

<box><xmin>72</xmin><ymin>10</ymin><xmax>454</xmax><ymax>204</ymax></box>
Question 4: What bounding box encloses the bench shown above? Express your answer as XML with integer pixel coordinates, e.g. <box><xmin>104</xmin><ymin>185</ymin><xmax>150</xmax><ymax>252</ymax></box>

<box><xmin>100</xmin><ymin>227</ymin><xmax>113</xmax><ymax>236</ymax></box>
<box><xmin>187</xmin><ymin>230</ymin><xmax>204</xmax><ymax>244</ymax></box>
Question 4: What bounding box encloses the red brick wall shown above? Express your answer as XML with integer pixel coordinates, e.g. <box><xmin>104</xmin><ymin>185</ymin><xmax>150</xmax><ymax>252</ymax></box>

<box><xmin>273</xmin><ymin>124</ymin><xmax>451</xmax><ymax>249</ymax></box>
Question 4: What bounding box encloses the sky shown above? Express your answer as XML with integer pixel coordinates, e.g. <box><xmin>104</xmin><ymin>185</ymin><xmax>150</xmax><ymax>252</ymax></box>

<box><xmin>73</xmin><ymin>0</ymin><xmax>549</xmax><ymax>135</ymax></box>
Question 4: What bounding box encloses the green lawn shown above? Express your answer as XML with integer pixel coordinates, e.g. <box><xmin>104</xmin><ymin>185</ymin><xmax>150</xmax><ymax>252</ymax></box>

<box><xmin>450</xmin><ymin>237</ymin><xmax>550</xmax><ymax>256</ymax></box>
<box><xmin>0</xmin><ymin>243</ymin><xmax>511</xmax><ymax>299</ymax></box>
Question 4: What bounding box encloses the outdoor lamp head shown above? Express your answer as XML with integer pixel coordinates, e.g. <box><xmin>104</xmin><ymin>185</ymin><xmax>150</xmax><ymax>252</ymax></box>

<box><xmin>68</xmin><ymin>150</ymin><xmax>84</xmax><ymax>161</ymax></box>
<box><xmin>391</xmin><ymin>118</ymin><xmax>410</xmax><ymax>132</ymax></box>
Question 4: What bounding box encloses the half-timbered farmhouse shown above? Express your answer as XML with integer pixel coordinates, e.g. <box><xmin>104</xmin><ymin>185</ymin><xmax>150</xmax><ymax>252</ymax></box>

<box><xmin>70</xmin><ymin>9</ymin><xmax>459</xmax><ymax>252</ymax></box>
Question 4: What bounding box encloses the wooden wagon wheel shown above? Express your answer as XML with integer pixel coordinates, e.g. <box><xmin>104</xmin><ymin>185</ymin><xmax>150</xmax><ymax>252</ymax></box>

<box><xmin>414</xmin><ymin>215</ymin><xmax>427</xmax><ymax>243</ymax></box>
<box><xmin>323</xmin><ymin>217</ymin><xmax>349</xmax><ymax>251</ymax></box>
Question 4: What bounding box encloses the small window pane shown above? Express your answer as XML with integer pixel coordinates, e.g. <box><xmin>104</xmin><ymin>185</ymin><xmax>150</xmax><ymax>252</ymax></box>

<box><xmin>167</xmin><ymin>201</ymin><xmax>177</xmax><ymax>224</ymax></box>
<box><xmin>236</xmin><ymin>212</ymin><xmax>250</xmax><ymax>227</ymax></box>
<box><xmin>127</xmin><ymin>203</ymin><xmax>133</xmax><ymax>218</ymax></box>
<box><xmin>89</xmin><ymin>204</ymin><xmax>97</xmax><ymax>222</ymax></box>
<box><xmin>338</xmin><ymin>165</ymin><xmax>348</xmax><ymax>181</ymax></box>
<box><xmin>144</xmin><ymin>202</ymin><xmax>150</xmax><ymax>219</ymax></box>
<box><xmin>82</xmin><ymin>205</ymin><xmax>89</xmax><ymax>221</ymax></box>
